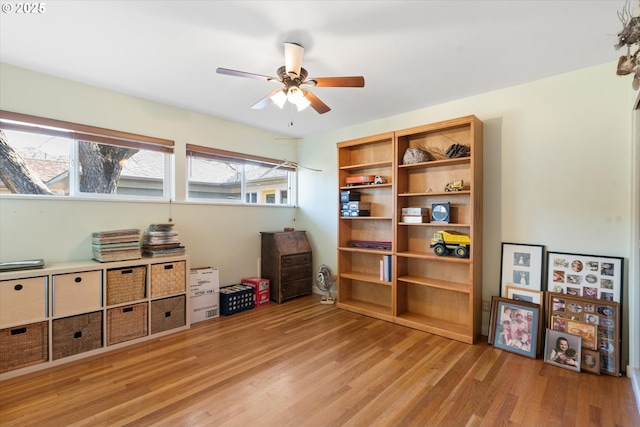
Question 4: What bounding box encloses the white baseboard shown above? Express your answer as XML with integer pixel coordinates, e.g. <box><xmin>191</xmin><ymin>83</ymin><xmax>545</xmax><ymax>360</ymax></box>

<box><xmin>630</xmin><ymin>366</ymin><xmax>640</xmax><ymax>414</ymax></box>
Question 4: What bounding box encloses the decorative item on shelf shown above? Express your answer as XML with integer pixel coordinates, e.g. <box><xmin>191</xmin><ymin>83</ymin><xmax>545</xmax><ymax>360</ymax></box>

<box><xmin>0</xmin><ymin>259</ymin><xmax>44</xmax><ymax>272</ymax></box>
<box><xmin>345</xmin><ymin>175</ymin><xmax>377</xmax><ymax>186</ymax></box>
<box><xmin>373</xmin><ymin>175</ymin><xmax>387</xmax><ymax>184</ymax></box>
<box><xmin>347</xmin><ymin>240</ymin><xmax>392</xmax><ymax>250</ymax></box>
<box><xmin>430</xmin><ymin>230</ymin><xmax>470</xmax><ymax>258</ymax></box>
<box><xmin>445</xmin><ymin>143</ymin><xmax>471</xmax><ymax>158</ymax></box>
<box><xmin>431</xmin><ymin>202</ymin><xmax>450</xmax><ymax>223</ymax></box>
<box><xmin>142</xmin><ymin>223</ymin><xmax>186</xmax><ymax>258</ymax></box>
<box><xmin>401</xmin><ymin>206</ymin><xmax>429</xmax><ymax>223</ymax></box>
<box><xmin>402</xmin><ymin>146</ymin><xmax>433</xmax><ymax>164</ymax></box>
<box><xmin>91</xmin><ymin>229</ymin><xmax>141</xmax><ymax>263</ymax></box>
<box><xmin>341</xmin><ymin>201</ymin><xmax>371</xmax><ymax>217</ymax></box>
<box><xmin>444</xmin><ymin>180</ymin><xmax>464</xmax><ymax>192</ymax></box>
<box><xmin>340</xmin><ymin>190</ymin><xmax>361</xmax><ymax>202</ymax></box>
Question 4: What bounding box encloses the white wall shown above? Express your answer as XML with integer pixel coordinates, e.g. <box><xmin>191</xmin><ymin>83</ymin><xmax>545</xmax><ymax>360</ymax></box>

<box><xmin>0</xmin><ymin>63</ymin><xmax>299</xmax><ymax>285</ymax></box>
<box><xmin>297</xmin><ymin>61</ymin><xmax>638</xmax><ymax>369</ymax></box>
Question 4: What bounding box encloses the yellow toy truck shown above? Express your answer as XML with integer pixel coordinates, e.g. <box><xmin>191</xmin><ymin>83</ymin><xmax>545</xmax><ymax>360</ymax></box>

<box><xmin>430</xmin><ymin>230</ymin><xmax>470</xmax><ymax>258</ymax></box>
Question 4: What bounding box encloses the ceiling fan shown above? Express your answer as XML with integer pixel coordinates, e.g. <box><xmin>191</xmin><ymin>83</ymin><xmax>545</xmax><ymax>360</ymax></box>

<box><xmin>258</xmin><ymin>159</ymin><xmax>322</xmax><ymax>179</ymax></box>
<box><xmin>216</xmin><ymin>42</ymin><xmax>365</xmax><ymax>114</ymax></box>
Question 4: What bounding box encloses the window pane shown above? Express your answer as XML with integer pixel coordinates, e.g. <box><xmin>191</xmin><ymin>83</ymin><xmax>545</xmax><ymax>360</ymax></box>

<box><xmin>187</xmin><ymin>157</ymin><xmax>242</xmax><ymax>201</ymax></box>
<box><xmin>0</xmin><ymin>129</ymin><xmax>71</xmax><ymax>195</ymax></box>
<box><xmin>77</xmin><ymin>141</ymin><xmax>166</xmax><ymax>197</ymax></box>
<box><xmin>187</xmin><ymin>155</ymin><xmax>293</xmax><ymax>205</ymax></box>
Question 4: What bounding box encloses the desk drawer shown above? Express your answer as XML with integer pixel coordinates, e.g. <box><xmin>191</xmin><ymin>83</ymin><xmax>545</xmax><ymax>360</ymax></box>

<box><xmin>53</xmin><ymin>271</ymin><xmax>102</xmax><ymax>317</ymax></box>
<box><xmin>281</xmin><ymin>278</ymin><xmax>312</xmax><ymax>301</ymax></box>
<box><xmin>0</xmin><ymin>277</ymin><xmax>47</xmax><ymax>327</ymax></box>
<box><xmin>281</xmin><ymin>253</ymin><xmax>311</xmax><ymax>268</ymax></box>
<box><xmin>281</xmin><ymin>264</ymin><xmax>312</xmax><ymax>282</ymax></box>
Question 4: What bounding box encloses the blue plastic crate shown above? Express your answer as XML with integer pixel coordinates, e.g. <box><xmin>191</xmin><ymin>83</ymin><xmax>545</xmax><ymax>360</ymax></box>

<box><xmin>220</xmin><ymin>284</ymin><xmax>255</xmax><ymax>316</ymax></box>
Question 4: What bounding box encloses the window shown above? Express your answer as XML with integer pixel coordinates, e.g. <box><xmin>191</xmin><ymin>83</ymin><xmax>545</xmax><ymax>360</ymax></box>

<box><xmin>186</xmin><ymin>144</ymin><xmax>296</xmax><ymax>205</ymax></box>
<box><xmin>0</xmin><ymin>110</ymin><xmax>174</xmax><ymax>199</ymax></box>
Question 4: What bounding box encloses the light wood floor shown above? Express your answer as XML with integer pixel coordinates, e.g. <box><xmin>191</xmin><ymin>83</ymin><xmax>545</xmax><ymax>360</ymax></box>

<box><xmin>1</xmin><ymin>295</ymin><xmax>638</xmax><ymax>427</ymax></box>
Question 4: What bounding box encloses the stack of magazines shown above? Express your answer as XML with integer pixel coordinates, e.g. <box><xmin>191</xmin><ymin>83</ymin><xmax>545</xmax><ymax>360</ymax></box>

<box><xmin>142</xmin><ymin>223</ymin><xmax>186</xmax><ymax>257</ymax></box>
<box><xmin>92</xmin><ymin>229</ymin><xmax>142</xmax><ymax>262</ymax></box>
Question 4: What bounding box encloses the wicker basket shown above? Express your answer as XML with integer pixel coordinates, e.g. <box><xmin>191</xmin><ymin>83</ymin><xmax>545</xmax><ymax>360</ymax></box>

<box><xmin>0</xmin><ymin>321</ymin><xmax>48</xmax><ymax>373</ymax></box>
<box><xmin>107</xmin><ymin>302</ymin><xmax>148</xmax><ymax>345</ymax></box>
<box><xmin>52</xmin><ymin>311</ymin><xmax>103</xmax><ymax>360</ymax></box>
<box><xmin>151</xmin><ymin>295</ymin><xmax>186</xmax><ymax>334</ymax></box>
<box><xmin>106</xmin><ymin>266</ymin><xmax>146</xmax><ymax>305</ymax></box>
<box><xmin>150</xmin><ymin>261</ymin><xmax>186</xmax><ymax>298</ymax></box>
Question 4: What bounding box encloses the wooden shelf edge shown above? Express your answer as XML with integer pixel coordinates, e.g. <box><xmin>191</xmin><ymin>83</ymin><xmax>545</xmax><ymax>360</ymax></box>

<box><xmin>336</xmin><ymin>300</ymin><xmax>394</xmax><ymax>322</ymax></box>
<box><xmin>340</xmin><ymin>272</ymin><xmax>392</xmax><ymax>286</ymax></box>
<box><xmin>338</xmin><ymin>247</ymin><xmax>392</xmax><ymax>255</ymax></box>
<box><xmin>396</xmin><ymin>251</ymin><xmax>471</xmax><ymax>264</ymax></box>
<box><xmin>398</xmin><ymin>157</ymin><xmax>470</xmax><ymax>169</ymax></box>
<box><xmin>339</xmin><ymin>161</ymin><xmax>393</xmax><ymax>170</ymax></box>
<box><xmin>398</xmin><ymin>190</ymin><xmax>470</xmax><ymax>197</ymax></box>
<box><xmin>339</xmin><ymin>216</ymin><xmax>393</xmax><ymax>221</ymax></box>
<box><xmin>393</xmin><ymin>314</ymin><xmax>474</xmax><ymax>344</ymax></box>
<box><xmin>339</xmin><ymin>183</ymin><xmax>393</xmax><ymax>190</ymax></box>
<box><xmin>397</xmin><ymin>275</ymin><xmax>470</xmax><ymax>293</ymax></box>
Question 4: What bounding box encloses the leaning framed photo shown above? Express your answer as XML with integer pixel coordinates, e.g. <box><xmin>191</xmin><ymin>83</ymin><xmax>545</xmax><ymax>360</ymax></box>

<box><xmin>500</xmin><ymin>243</ymin><xmax>545</xmax><ymax>296</ymax></box>
<box><xmin>581</xmin><ymin>348</ymin><xmax>601</xmax><ymax>375</ymax></box>
<box><xmin>490</xmin><ymin>297</ymin><xmax>541</xmax><ymax>359</ymax></box>
<box><xmin>544</xmin><ymin>328</ymin><xmax>582</xmax><ymax>372</ymax></box>
<box><xmin>505</xmin><ymin>285</ymin><xmax>543</xmax><ymax>305</ymax></box>
<box><xmin>546</xmin><ymin>251</ymin><xmax>624</xmax><ymax>302</ymax></box>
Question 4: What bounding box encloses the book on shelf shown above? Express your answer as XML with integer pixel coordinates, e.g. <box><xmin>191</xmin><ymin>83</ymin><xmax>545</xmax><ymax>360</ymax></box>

<box><xmin>401</xmin><ymin>215</ymin><xmax>429</xmax><ymax>223</ymax></box>
<box><xmin>380</xmin><ymin>254</ymin><xmax>392</xmax><ymax>282</ymax></box>
<box><xmin>401</xmin><ymin>207</ymin><xmax>429</xmax><ymax>215</ymax></box>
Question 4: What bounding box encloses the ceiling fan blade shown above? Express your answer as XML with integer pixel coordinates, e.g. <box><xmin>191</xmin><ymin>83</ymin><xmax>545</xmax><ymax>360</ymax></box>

<box><xmin>302</xmin><ymin>89</ymin><xmax>331</xmax><ymax>114</ymax></box>
<box><xmin>307</xmin><ymin>76</ymin><xmax>365</xmax><ymax>87</ymax></box>
<box><xmin>290</xmin><ymin>161</ymin><xmax>322</xmax><ymax>172</ymax></box>
<box><xmin>284</xmin><ymin>42</ymin><xmax>304</xmax><ymax>77</ymax></box>
<box><xmin>251</xmin><ymin>89</ymin><xmax>284</xmax><ymax>110</ymax></box>
<box><xmin>216</xmin><ymin>67</ymin><xmax>278</xmax><ymax>82</ymax></box>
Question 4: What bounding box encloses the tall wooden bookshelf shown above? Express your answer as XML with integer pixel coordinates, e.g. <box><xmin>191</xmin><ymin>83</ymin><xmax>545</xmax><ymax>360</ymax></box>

<box><xmin>336</xmin><ymin>116</ymin><xmax>483</xmax><ymax>344</ymax></box>
<box><xmin>336</xmin><ymin>132</ymin><xmax>395</xmax><ymax>322</ymax></box>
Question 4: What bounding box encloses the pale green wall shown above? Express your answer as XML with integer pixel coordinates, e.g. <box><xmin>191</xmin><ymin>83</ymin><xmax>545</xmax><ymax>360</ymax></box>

<box><xmin>296</xmin><ymin>61</ymin><xmax>638</xmax><ymax>369</ymax></box>
<box><xmin>0</xmin><ymin>63</ymin><xmax>299</xmax><ymax>285</ymax></box>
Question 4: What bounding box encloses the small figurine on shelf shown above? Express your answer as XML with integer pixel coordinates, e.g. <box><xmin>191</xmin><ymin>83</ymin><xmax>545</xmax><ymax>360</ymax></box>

<box><xmin>444</xmin><ymin>179</ymin><xmax>464</xmax><ymax>192</ymax></box>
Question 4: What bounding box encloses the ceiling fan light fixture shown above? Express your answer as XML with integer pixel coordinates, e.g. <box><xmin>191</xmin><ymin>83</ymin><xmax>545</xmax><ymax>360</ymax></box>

<box><xmin>286</xmin><ymin>86</ymin><xmax>304</xmax><ymax>104</ymax></box>
<box><xmin>296</xmin><ymin>96</ymin><xmax>311</xmax><ymax>112</ymax></box>
<box><xmin>271</xmin><ymin>90</ymin><xmax>287</xmax><ymax>109</ymax></box>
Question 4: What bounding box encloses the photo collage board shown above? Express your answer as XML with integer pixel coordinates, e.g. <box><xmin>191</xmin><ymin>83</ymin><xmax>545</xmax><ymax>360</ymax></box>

<box><xmin>546</xmin><ymin>292</ymin><xmax>620</xmax><ymax>376</ymax></box>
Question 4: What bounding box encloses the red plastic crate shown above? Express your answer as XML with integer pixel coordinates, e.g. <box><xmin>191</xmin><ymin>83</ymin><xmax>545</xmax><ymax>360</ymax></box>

<box><xmin>241</xmin><ymin>277</ymin><xmax>270</xmax><ymax>306</ymax></box>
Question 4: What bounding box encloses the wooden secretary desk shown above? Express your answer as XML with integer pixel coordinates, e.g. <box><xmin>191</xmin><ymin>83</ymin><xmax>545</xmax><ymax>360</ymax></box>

<box><xmin>260</xmin><ymin>231</ymin><xmax>312</xmax><ymax>303</ymax></box>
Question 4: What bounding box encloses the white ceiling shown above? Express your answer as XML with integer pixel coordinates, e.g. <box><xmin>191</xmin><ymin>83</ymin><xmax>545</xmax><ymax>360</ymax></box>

<box><xmin>0</xmin><ymin>1</ymin><xmax>629</xmax><ymax>138</ymax></box>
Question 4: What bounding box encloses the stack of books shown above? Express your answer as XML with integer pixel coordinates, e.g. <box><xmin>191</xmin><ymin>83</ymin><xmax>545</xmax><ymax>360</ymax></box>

<box><xmin>92</xmin><ymin>229</ymin><xmax>142</xmax><ymax>262</ymax></box>
<box><xmin>401</xmin><ymin>207</ymin><xmax>430</xmax><ymax>223</ymax></box>
<box><xmin>141</xmin><ymin>223</ymin><xmax>186</xmax><ymax>257</ymax></box>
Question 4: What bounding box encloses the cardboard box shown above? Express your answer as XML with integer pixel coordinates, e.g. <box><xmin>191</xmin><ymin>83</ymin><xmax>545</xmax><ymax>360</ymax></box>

<box><xmin>190</xmin><ymin>267</ymin><xmax>220</xmax><ymax>322</ymax></box>
<box><xmin>241</xmin><ymin>277</ymin><xmax>270</xmax><ymax>306</ymax></box>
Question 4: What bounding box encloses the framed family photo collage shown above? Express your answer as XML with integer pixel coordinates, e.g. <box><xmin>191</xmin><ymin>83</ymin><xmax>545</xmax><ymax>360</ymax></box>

<box><xmin>491</xmin><ymin>244</ymin><xmax>624</xmax><ymax>376</ymax></box>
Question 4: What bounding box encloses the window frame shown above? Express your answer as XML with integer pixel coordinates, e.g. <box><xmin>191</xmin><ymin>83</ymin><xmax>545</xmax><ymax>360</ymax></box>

<box><xmin>0</xmin><ymin>110</ymin><xmax>175</xmax><ymax>200</ymax></box>
<box><xmin>185</xmin><ymin>144</ymin><xmax>297</xmax><ymax>206</ymax></box>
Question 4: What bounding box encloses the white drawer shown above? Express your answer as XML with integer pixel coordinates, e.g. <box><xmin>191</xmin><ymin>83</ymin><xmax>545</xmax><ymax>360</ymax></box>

<box><xmin>0</xmin><ymin>276</ymin><xmax>48</xmax><ymax>327</ymax></box>
<box><xmin>53</xmin><ymin>270</ymin><xmax>102</xmax><ymax>317</ymax></box>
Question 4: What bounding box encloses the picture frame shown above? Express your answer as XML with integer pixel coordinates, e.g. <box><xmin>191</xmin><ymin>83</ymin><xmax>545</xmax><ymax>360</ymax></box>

<box><xmin>500</xmin><ymin>243</ymin><xmax>545</xmax><ymax>296</ymax></box>
<box><xmin>490</xmin><ymin>297</ymin><xmax>541</xmax><ymax>359</ymax></box>
<box><xmin>505</xmin><ymin>285</ymin><xmax>543</xmax><ymax>304</ymax></box>
<box><xmin>546</xmin><ymin>251</ymin><xmax>624</xmax><ymax>302</ymax></box>
<box><xmin>544</xmin><ymin>328</ymin><xmax>582</xmax><ymax>372</ymax></box>
<box><xmin>581</xmin><ymin>348</ymin><xmax>601</xmax><ymax>375</ymax></box>
<box><xmin>546</xmin><ymin>292</ymin><xmax>621</xmax><ymax>376</ymax></box>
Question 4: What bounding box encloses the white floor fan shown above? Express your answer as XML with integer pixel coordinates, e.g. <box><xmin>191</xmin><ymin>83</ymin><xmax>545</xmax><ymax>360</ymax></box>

<box><xmin>315</xmin><ymin>264</ymin><xmax>336</xmax><ymax>305</ymax></box>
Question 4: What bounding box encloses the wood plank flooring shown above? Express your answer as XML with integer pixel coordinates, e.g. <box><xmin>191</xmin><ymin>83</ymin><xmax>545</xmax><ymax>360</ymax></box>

<box><xmin>1</xmin><ymin>295</ymin><xmax>638</xmax><ymax>427</ymax></box>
